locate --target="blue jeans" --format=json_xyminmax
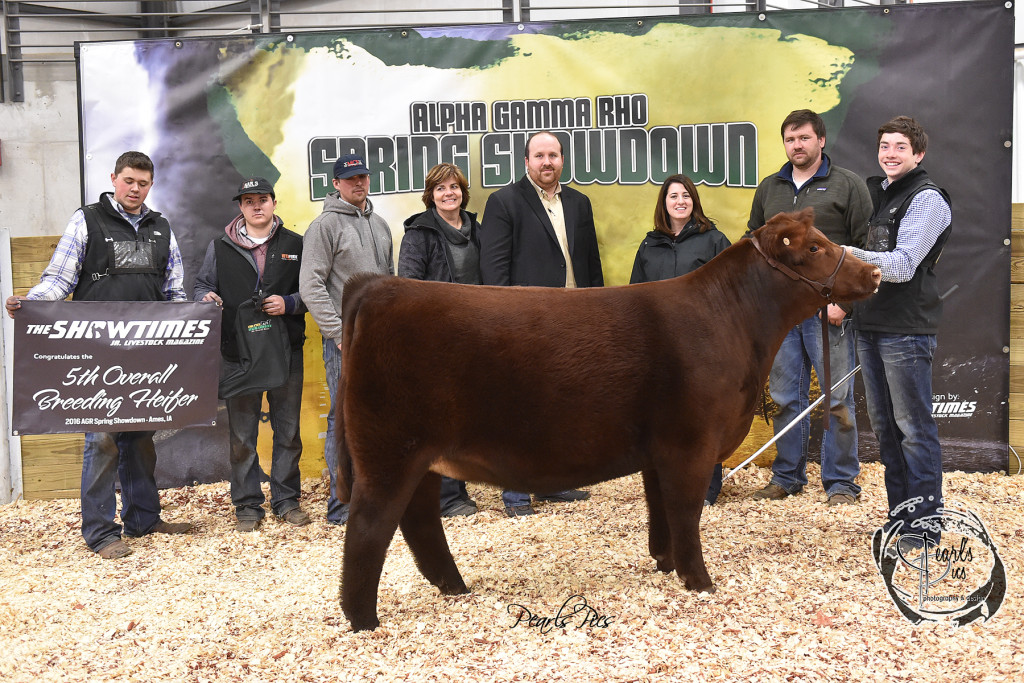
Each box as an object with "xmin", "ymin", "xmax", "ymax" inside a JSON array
[
  {"xmin": 502, "ymin": 490, "xmax": 532, "ymax": 508},
  {"xmin": 856, "ymin": 332, "xmax": 942, "ymax": 534},
  {"xmin": 80, "ymin": 431, "xmax": 162, "ymax": 552},
  {"xmin": 225, "ymin": 348, "xmax": 304, "ymax": 521},
  {"xmin": 441, "ymin": 476, "xmax": 471, "ymax": 512},
  {"xmin": 501, "ymin": 489, "xmax": 581, "ymax": 507},
  {"xmin": 769, "ymin": 315, "xmax": 860, "ymax": 497},
  {"xmin": 323, "ymin": 339, "xmax": 349, "ymax": 524}
]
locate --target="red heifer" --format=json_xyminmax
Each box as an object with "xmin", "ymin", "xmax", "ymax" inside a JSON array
[{"xmin": 335, "ymin": 208, "xmax": 880, "ymax": 631}]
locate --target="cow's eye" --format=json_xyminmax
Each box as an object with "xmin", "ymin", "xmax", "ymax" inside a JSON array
[{"xmin": 809, "ymin": 245, "xmax": 819, "ymax": 253}]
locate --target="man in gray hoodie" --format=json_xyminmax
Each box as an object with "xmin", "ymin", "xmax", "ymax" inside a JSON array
[{"xmin": 299, "ymin": 154, "xmax": 394, "ymax": 525}]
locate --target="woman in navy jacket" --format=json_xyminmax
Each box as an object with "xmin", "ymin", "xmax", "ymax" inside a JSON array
[{"xmin": 630, "ymin": 174, "xmax": 731, "ymax": 505}]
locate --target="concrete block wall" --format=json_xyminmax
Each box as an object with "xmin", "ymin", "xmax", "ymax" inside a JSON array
[{"xmin": 0, "ymin": 62, "xmax": 82, "ymax": 238}]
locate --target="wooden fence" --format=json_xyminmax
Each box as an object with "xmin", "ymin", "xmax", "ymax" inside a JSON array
[{"xmin": 10, "ymin": 236, "xmax": 84, "ymax": 499}]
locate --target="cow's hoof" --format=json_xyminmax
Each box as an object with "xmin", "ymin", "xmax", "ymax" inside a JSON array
[
  {"xmin": 344, "ymin": 610, "xmax": 380, "ymax": 634},
  {"xmin": 346, "ymin": 615, "xmax": 381, "ymax": 632},
  {"xmin": 683, "ymin": 577, "xmax": 715, "ymax": 593},
  {"xmin": 655, "ymin": 557, "xmax": 675, "ymax": 573},
  {"xmin": 439, "ymin": 583, "xmax": 470, "ymax": 596}
]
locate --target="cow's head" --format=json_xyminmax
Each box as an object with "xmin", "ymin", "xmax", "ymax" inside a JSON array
[{"xmin": 753, "ymin": 208, "xmax": 880, "ymax": 303}]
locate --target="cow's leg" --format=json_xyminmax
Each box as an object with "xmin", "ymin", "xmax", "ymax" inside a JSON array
[
  {"xmin": 641, "ymin": 469, "xmax": 674, "ymax": 573},
  {"xmin": 340, "ymin": 485, "xmax": 408, "ymax": 632},
  {"xmin": 655, "ymin": 460, "xmax": 715, "ymax": 592},
  {"xmin": 398, "ymin": 472, "xmax": 469, "ymax": 595}
]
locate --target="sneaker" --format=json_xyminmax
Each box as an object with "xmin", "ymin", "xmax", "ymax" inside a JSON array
[
  {"xmin": 96, "ymin": 539, "xmax": 132, "ymax": 559},
  {"xmin": 280, "ymin": 508, "xmax": 311, "ymax": 526},
  {"xmin": 235, "ymin": 518, "xmax": 262, "ymax": 533},
  {"xmin": 826, "ymin": 493, "xmax": 858, "ymax": 506},
  {"xmin": 441, "ymin": 501, "xmax": 478, "ymax": 518},
  {"xmin": 535, "ymin": 489, "xmax": 591, "ymax": 503},
  {"xmin": 504, "ymin": 504, "xmax": 537, "ymax": 518},
  {"xmin": 751, "ymin": 483, "xmax": 791, "ymax": 500},
  {"xmin": 151, "ymin": 520, "xmax": 193, "ymax": 535}
]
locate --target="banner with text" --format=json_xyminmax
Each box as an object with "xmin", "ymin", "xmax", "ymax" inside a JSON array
[
  {"xmin": 76, "ymin": 3, "xmax": 1013, "ymax": 473},
  {"xmin": 12, "ymin": 301, "xmax": 221, "ymax": 435}
]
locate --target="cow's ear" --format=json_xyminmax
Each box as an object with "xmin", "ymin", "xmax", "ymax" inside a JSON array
[{"xmin": 760, "ymin": 218, "xmax": 790, "ymax": 259}]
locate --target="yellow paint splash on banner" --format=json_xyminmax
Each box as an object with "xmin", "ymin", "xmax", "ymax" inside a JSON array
[
  {"xmin": 475, "ymin": 23, "xmax": 854, "ymax": 284},
  {"xmin": 225, "ymin": 24, "xmax": 855, "ymax": 477}
]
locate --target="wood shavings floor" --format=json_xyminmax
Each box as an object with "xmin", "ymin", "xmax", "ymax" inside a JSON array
[{"xmin": 1, "ymin": 463, "xmax": 1021, "ymax": 682}]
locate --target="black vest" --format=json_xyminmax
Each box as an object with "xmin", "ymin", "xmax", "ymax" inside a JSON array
[
  {"xmin": 72, "ymin": 193, "xmax": 172, "ymax": 302},
  {"xmin": 855, "ymin": 167, "xmax": 952, "ymax": 335},
  {"xmin": 213, "ymin": 226, "xmax": 305, "ymax": 361}
]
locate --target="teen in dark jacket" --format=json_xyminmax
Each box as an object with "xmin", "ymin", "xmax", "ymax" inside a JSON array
[
  {"xmin": 398, "ymin": 163, "xmax": 481, "ymax": 517},
  {"xmin": 194, "ymin": 177, "xmax": 309, "ymax": 533},
  {"xmin": 630, "ymin": 174, "xmax": 731, "ymax": 505}
]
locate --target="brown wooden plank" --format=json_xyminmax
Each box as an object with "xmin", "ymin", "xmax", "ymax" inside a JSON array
[
  {"xmin": 1013, "ymin": 283, "xmax": 1024, "ymax": 314},
  {"xmin": 1012, "ymin": 229, "xmax": 1024, "ymax": 256},
  {"xmin": 11, "ymin": 235, "xmax": 61, "ymax": 291},
  {"xmin": 22, "ymin": 465, "xmax": 81, "ymax": 492},
  {"xmin": 22, "ymin": 491, "xmax": 81, "ymax": 501},
  {"xmin": 1010, "ymin": 419, "xmax": 1024, "ymax": 447},
  {"xmin": 1012, "ymin": 393, "xmax": 1024, "ymax": 421},
  {"xmin": 20, "ymin": 434, "xmax": 84, "ymax": 500},
  {"xmin": 21, "ymin": 433, "xmax": 85, "ymax": 453},
  {"xmin": 10, "ymin": 235, "xmax": 60, "ymax": 261},
  {"xmin": 1013, "ymin": 204, "xmax": 1024, "ymax": 232},
  {"xmin": 12, "ymin": 261, "xmax": 53, "ymax": 285},
  {"xmin": 23, "ymin": 489, "xmax": 81, "ymax": 501},
  {"xmin": 1011, "ymin": 365, "xmax": 1024, "ymax": 395},
  {"xmin": 1012, "ymin": 313, "xmax": 1024, "ymax": 341},
  {"xmin": 1012, "ymin": 256, "xmax": 1024, "ymax": 285}
]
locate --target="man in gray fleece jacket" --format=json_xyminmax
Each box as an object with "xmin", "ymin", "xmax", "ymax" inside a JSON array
[
  {"xmin": 746, "ymin": 109, "xmax": 870, "ymax": 508},
  {"xmin": 299, "ymin": 153, "xmax": 394, "ymax": 524}
]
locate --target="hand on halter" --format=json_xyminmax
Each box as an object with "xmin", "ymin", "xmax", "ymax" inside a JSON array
[{"xmin": 820, "ymin": 303, "xmax": 847, "ymax": 326}]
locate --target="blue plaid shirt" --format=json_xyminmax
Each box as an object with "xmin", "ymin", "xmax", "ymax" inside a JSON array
[
  {"xmin": 848, "ymin": 181, "xmax": 951, "ymax": 284},
  {"xmin": 27, "ymin": 195, "xmax": 186, "ymax": 301}
]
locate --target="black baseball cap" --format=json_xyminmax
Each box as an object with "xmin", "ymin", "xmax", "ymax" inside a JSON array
[
  {"xmin": 233, "ymin": 177, "xmax": 275, "ymax": 201},
  {"xmin": 334, "ymin": 154, "xmax": 370, "ymax": 179}
]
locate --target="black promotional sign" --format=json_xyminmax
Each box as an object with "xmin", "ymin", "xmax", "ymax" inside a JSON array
[{"xmin": 12, "ymin": 300, "xmax": 221, "ymax": 434}]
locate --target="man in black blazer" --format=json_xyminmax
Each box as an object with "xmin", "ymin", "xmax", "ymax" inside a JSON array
[{"xmin": 480, "ymin": 130, "xmax": 605, "ymax": 517}]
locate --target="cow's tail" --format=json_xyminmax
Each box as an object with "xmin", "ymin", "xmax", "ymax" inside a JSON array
[{"xmin": 334, "ymin": 272, "xmax": 383, "ymax": 504}]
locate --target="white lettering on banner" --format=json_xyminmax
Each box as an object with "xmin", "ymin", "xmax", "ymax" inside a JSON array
[
  {"xmin": 32, "ymin": 388, "xmax": 124, "ymax": 417},
  {"xmin": 25, "ymin": 319, "xmax": 212, "ymax": 341},
  {"xmin": 128, "ymin": 388, "xmax": 200, "ymax": 414},
  {"xmin": 410, "ymin": 101, "xmax": 488, "ymax": 134}
]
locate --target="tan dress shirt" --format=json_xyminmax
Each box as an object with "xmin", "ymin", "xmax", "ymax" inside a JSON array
[{"xmin": 527, "ymin": 175, "xmax": 576, "ymax": 288}]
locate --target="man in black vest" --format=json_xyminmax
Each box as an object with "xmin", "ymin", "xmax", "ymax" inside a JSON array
[
  {"xmin": 846, "ymin": 116, "xmax": 952, "ymax": 549},
  {"xmin": 6, "ymin": 151, "xmax": 193, "ymax": 559},
  {"xmin": 194, "ymin": 177, "xmax": 309, "ymax": 532}
]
